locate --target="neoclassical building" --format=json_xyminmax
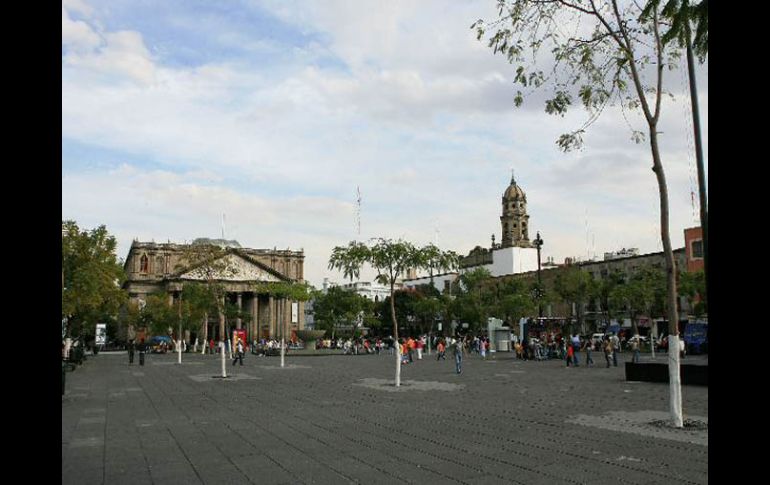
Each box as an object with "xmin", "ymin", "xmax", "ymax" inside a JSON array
[{"xmin": 122, "ymin": 238, "xmax": 306, "ymax": 342}]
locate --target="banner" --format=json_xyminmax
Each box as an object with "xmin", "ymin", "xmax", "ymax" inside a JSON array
[{"xmin": 95, "ymin": 323, "xmax": 107, "ymax": 345}]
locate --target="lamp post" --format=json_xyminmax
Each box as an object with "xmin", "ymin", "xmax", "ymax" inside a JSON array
[{"xmin": 533, "ymin": 232, "xmax": 544, "ymax": 319}]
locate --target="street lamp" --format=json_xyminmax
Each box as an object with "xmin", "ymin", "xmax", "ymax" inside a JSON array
[{"xmin": 533, "ymin": 232, "xmax": 544, "ymax": 319}]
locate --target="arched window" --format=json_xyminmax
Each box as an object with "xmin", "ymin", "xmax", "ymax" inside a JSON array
[
  {"xmin": 140, "ymin": 254, "xmax": 149, "ymax": 273},
  {"xmin": 157, "ymin": 256, "xmax": 164, "ymax": 274}
]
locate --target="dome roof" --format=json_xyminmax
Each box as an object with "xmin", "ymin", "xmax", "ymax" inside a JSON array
[{"xmin": 503, "ymin": 176, "xmax": 526, "ymax": 200}]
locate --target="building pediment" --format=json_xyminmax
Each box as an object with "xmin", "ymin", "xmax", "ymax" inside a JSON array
[{"xmin": 176, "ymin": 252, "xmax": 284, "ymax": 283}]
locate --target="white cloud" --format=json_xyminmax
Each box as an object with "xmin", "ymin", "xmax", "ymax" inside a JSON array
[{"xmin": 62, "ymin": 1, "xmax": 707, "ymax": 287}]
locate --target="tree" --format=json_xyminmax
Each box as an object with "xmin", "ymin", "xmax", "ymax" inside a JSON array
[
  {"xmin": 329, "ymin": 239, "xmax": 458, "ymax": 387},
  {"xmin": 678, "ymin": 269, "xmax": 705, "ymax": 318},
  {"xmin": 174, "ymin": 244, "xmax": 239, "ymax": 344},
  {"xmin": 651, "ymin": 0, "xmax": 708, "ymax": 321},
  {"xmin": 554, "ymin": 266, "xmax": 596, "ymax": 335},
  {"xmin": 474, "ymin": 0, "xmax": 688, "ymax": 427},
  {"xmin": 312, "ymin": 286, "xmax": 373, "ymax": 339},
  {"xmin": 178, "ymin": 281, "xmax": 219, "ymax": 355},
  {"xmin": 453, "ymin": 267, "xmax": 497, "ymax": 334},
  {"xmin": 495, "ymin": 278, "xmax": 537, "ymax": 328},
  {"xmin": 62, "ymin": 221, "xmax": 127, "ymax": 342},
  {"xmin": 253, "ymin": 280, "xmax": 312, "ymax": 368}
]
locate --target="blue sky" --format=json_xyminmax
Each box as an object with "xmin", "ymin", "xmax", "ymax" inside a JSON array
[{"xmin": 62, "ymin": 0, "xmax": 708, "ymax": 287}]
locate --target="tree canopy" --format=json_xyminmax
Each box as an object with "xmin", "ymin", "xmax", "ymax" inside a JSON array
[{"xmin": 62, "ymin": 220, "xmax": 126, "ymax": 338}]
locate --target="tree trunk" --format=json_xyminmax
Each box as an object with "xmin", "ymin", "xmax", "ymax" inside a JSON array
[
  {"xmin": 280, "ymin": 299, "xmax": 285, "ymax": 368},
  {"xmin": 200, "ymin": 313, "xmax": 208, "ymax": 355},
  {"xmin": 391, "ymin": 282, "xmax": 401, "ymax": 387},
  {"xmin": 649, "ymin": 128, "xmax": 683, "ymax": 428}
]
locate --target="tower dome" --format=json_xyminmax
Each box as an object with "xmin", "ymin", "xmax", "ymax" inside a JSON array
[
  {"xmin": 500, "ymin": 173, "xmax": 532, "ymax": 248},
  {"xmin": 503, "ymin": 175, "xmax": 527, "ymax": 200}
]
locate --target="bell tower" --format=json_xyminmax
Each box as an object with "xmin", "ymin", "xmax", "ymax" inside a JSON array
[{"xmin": 500, "ymin": 172, "xmax": 532, "ymax": 248}]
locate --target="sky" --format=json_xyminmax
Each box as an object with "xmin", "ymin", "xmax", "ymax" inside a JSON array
[{"xmin": 62, "ymin": 0, "xmax": 708, "ymax": 288}]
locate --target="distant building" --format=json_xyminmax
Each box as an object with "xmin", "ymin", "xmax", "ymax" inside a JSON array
[
  {"xmin": 122, "ymin": 239, "xmax": 305, "ymax": 341},
  {"xmin": 319, "ymin": 277, "xmax": 401, "ymax": 303},
  {"xmin": 459, "ymin": 174, "xmax": 539, "ymax": 277},
  {"xmin": 603, "ymin": 248, "xmax": 640, "ymax": 260},
  {"xmin": 684, "ymin": 227, "xmax": 704, "ymax": 273}
]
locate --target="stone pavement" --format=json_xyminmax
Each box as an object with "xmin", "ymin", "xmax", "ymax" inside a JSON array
[{"xmin": 62, "ymin": 350, "xmax": 707, "ymax": 485}]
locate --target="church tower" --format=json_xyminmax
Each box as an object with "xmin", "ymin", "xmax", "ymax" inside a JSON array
[{"xmin": 500, "ymin": 173, "xmax": 532, "ymax": 248}]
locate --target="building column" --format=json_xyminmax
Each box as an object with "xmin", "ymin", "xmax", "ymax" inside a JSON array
[
  {"xmin": 251, "ymin": 293, "xmax": 258, "ymax": 342},
  {"xmin": 268, "ymin": 295, "xmax": 275, "ymax": 339},
  {"xmin": 236, "ymin": 292, "xmax": 243, "ymax": 330}
]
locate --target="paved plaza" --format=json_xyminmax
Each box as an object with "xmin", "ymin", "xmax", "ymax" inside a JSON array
[{"xmin": 62, "ymin": 349, "xmax": 708, "ymax": 484}]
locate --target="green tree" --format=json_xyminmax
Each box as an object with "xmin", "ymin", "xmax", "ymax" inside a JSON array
[
  {"xmin": 474, "ymin": 0, "xmax": 688, "ymax": 427},
  {"xmin": 62, "ymin": 221, "xmax": 127, "ymax": 341},
  {"xmin": 329, "ymin": 238, "xmax": 458, "ymax": 387},
  {"xmin": 495, "ymin": 278, "xmax": 537, "ymax": 327},
  {"xmin": 253, "ymin": 280, "xmax": 312, "ymax": 367},
  {"xmin": 174, "ymin": 244, "xmax": 239, "ymax": 343},
  {"xmin": 609, "ymin": 267, "xmax": 665, "ymax": 339},
  {"xmin": 312, "ymin": 286, "xmax": 373, "ymax": 339},
  {"xmin": 140, "ymin": 293, "xmax": 177, "ymax": 338},
  {"xmin": 554, "ymin": 266, "xmax": 596, "ymax": 335},
  {"xmin": 453, "ymin": 268, "xmax": 497, "ymax": 334},
  {"xmin": 678, "ymin": 269, "xmax": 705, "ymax": 318}
]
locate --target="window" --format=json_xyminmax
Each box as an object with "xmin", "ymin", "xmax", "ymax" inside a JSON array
[
  {"xmin": 691, "ymin": 240, "xmax": 704, "ymax": 259},
  {"xmin": 140, "ymin": 254, "xmax": 149, "ymax": 273}
]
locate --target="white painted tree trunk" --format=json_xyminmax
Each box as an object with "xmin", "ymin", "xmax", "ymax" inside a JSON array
[
  {"xmin": 177, "ymin": 339, "xmax": 182, "ymax": 364},
  {"xmin": 281, "ymin": 338, "xmax": 285, "ymax": 368},
  {"xmin": 668, "ymin": 335, "xmax": 683, "ymax": 427},
  {"xmin": 220, "ymin": 341, "xmax": 227, "ymax": 378},
  {"xmin": 395, "ymin": 343, "xmax": 401, "ymax": 387}
]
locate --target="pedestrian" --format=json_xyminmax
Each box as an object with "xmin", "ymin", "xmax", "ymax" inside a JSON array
[
  {"xmin": 611, "ymin": 333, "xmax": 620, "ymax": 366},
  {"xmin": 416, "ymin": 337, "xmax": 424, "ymax": 360},
  {"xmin": 480, "ymin": 337, "xmax": 487, "ymax": 360},
  {"xmin": 453, "ymin": 337, "xmax": 464, "ymax": 374},
  {"xmin": 630, "ymin": 337, "xmax": 640, "ymax": 363},
  {"xmin": 209, "ymin": 338, "xmax": 215, "ymax": 355},
  {"xmin": 138, "ymin": 338, "xmax": 147, "ymax": 366},
  {"xmin": 571, "ymin": 334, "xmax": 581, "ymax": 366},
  {"xmin": 603, "ymin": 337, "xmax": 613, "ymax": 368},
  {"xmin": 566, "ymin": 342, "xmax": 574, "ymax": 367},
  {"xmin": 584, "ymin": 339, "xmax": 594, "ymax": 366},
  {"xmin": 232, "ymin": 338, "xmax": 244, "ymax": 366},
  {"xmin": 437, "ymin": 339, "xmax": 446, "ymax": 360},
  {"xmin": 128, "ymin": 339, "xmax": 135, "ymax": 365}
]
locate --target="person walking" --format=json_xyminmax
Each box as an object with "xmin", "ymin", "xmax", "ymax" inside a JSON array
[
  {"xmin": 453, "ymin": 337, "xmax": 464, "ymax": 374},
  {"xmin": 584, "ymin": 339, "xmax": 594, "ymax": 367},
  {"xmin": 611, "ymin": 334, "xmax": 620, "ymax": 367},
  {"xmin": 571, "ymin": 334, "xmax": 581, "ymax": 366},
  {"xmin": 128, "ymin": 339, "xmax": 135, "ymax": 365},
  {"xmin": 603, "ymin": 337, "xmax": 613, "ymax": 368},
  {"xmin": 416, "ymin": 337, "xmax": 424, "ymax": 360},
  {"xmin": 437, "ymin": 339, "xmax": 446, "ymax": 360},
  {"xmin": 232, "ymin": 338, "xmax": 244, "ymax": 366},
  {"xmin": 138, "ymin": 338, "xmax": 147, "ymax": 366},
  {"xmin": 566, "ymin": 343, "xmax": 574, "ymax": 367}
]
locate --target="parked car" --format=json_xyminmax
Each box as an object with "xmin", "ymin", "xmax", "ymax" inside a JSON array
[{"xmin": 591, "ymin": 333, "xmax": 605, "ymax": 346}]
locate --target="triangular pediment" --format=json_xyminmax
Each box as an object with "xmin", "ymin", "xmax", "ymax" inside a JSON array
[{"xmin": 177, "ymin": 253, "xmax": 284, "ymax": 282}]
